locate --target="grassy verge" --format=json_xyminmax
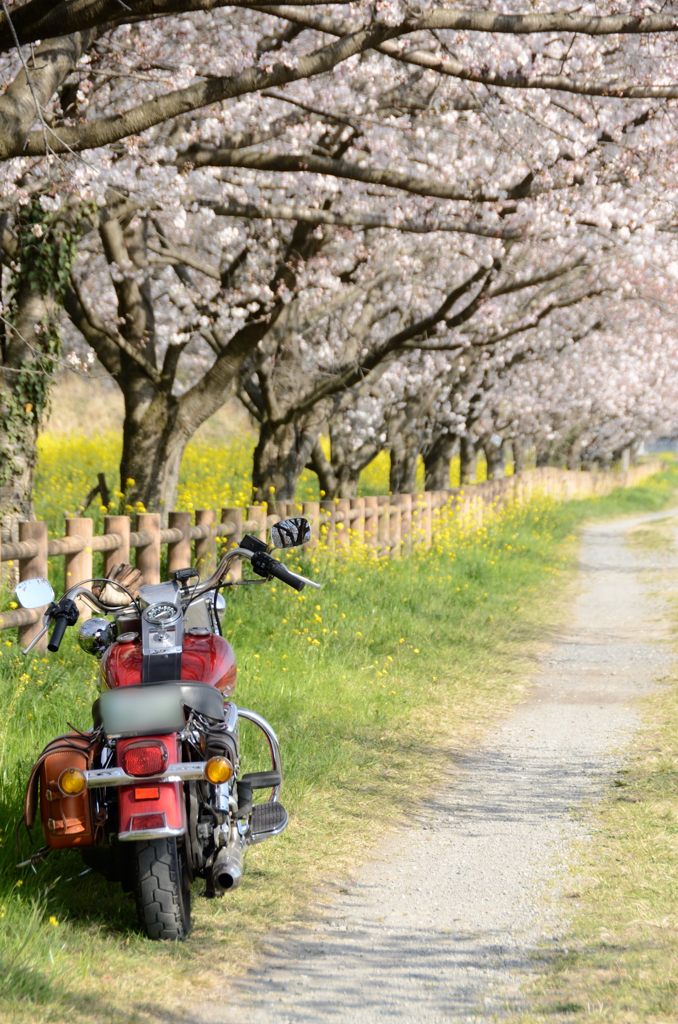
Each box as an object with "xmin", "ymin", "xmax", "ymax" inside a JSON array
[
  {"xmin": 0, "ymin": 465, "xmax": 676, "ymax": 1023},
  {"xmin": 510, "ymin": 502, "xmax": 678, "ymax": 1024}
]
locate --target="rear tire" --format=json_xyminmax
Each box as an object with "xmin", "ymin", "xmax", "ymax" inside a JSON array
[{"xmin": 134, "ymin": 837, "xmax": 191, "ymax": 940}]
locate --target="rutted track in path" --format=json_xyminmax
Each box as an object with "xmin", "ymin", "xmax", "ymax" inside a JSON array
[{"xmin": 187, "ymin": 510, "xmax": 677, "ymax": 1024}]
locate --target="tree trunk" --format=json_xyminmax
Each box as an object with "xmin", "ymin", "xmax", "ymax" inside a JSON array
[
  {"xmin": 322, "ymin": 421, "xmax": 379, "ymax": 499},
  {"xmin": 308, "ymin": 438, "xmax": 339, "ymax": 498},
  {"xmin": 0, "ymin": 379, "xmax": 38, "ymax": 539},
  {"xmin": 389, "ymin": 438, "xmax": 419, "ymax": 494},
  {"xmin": 566, "ymin": 437, "xmax": 584, "ymax": 471},
  {"xmin": 0, "ymin": 283, "xmax": 57, "ymax": 540},
  {"xmin": 252, "ymin": 413, "xmax": 323, "ymax": 502},
  {"xmin": 423, "ymin": 434, "xmax": 456, "ymax": 491},
  {"xmin": 483, "ymin": 441, "xmax": 504, "ymax": 480},
  {"xmin": 460, "ymin": 435, "xmax": 477, "ymax": 485},
  {"xmin": 118, "ymin": 377, "xmax": 189, "ymax": 514},
  {"xmin": 511, "ymin": 438, "xmax": 527, "ymax": 474},
  {"xmin": 308, "ymin": 437, "xmax": 363, "ymax": 498}
]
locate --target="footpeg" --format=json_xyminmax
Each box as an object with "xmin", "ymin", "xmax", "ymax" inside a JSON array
[
  {"xmin": 250, "ymin": 802, "xmax": 288, "ymax": 844},
  {"xmin": 237, "ymin": 771, "xmax": 282, "ymax": 818},
  {"xmin": 240, "ymin": 770, "xmax": 281, "ymax": 790}
]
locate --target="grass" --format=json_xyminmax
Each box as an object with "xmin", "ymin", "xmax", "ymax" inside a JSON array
[
  {"xmin": 508, "ymin": 504, "xmax": 678, "ymax": 1024},
  {"xmin": 0, "ymin": 463, "xmax": 676, "ymax": 1022}
]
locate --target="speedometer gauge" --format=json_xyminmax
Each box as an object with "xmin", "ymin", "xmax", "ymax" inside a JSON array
[{"xmin": 144, "ymin": 602, "xmax": 178, "ymax": 625}]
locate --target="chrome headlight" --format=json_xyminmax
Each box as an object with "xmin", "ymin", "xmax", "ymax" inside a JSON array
[{"xmin": 78, "ymin": 618, "xmax": 114, "ymax": 657}]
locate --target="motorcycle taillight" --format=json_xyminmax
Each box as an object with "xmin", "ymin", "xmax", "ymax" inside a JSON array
[{"xmin": 122, "ymin": 741, "xmax": 168, "ymax": 777}]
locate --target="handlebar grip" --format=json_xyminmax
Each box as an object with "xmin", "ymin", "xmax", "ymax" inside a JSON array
[
  {"xmin": 47, "ymin": 615, "xmax": 69, "ymax": 652},
  {"xmin": 250, "ymin": 552, "xmax": 306, "ymax": 592},
  {"xmin": 46, "ymin": 598, "xmax": 79, "ymax": 653},
  {"xmin": 269, "ymin": 561, "xmax": 306, "ymax": 593}
]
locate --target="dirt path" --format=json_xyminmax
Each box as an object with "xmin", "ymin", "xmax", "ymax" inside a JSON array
[{"xmin": 188, "ymin": 510, "xmax": 677, "ymax": 1024}]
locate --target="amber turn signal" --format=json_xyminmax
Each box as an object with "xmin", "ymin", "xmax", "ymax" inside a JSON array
[
  {"xmin": 204, "ymin": 757, "xmax": 233, "ymax": 784},
  {"xmin": 58, "ymin": 768, "xmax": 86, "ymax": 796}
]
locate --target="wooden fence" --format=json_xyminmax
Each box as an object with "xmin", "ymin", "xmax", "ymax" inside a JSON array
[{"xmin": 0, "ymin": 462, "xmax": 660, "ymax": 649}]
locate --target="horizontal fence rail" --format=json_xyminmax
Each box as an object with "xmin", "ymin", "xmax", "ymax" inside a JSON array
[{"xmin": 0, "ymin": 463, "xmax": 660, "ymax": 648}]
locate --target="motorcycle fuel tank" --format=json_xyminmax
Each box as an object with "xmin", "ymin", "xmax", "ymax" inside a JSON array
[{"xmin": 100, "ymin": 632, "xmax": 237, "ymax": 694}]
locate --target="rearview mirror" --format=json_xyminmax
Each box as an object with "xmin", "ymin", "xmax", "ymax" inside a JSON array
[
  {"xmin": 15, "ymin": 577, "xmax": 54, "ymax": 609},
  {"xmin": 270, "ymin": 517, "xmax": 311, "ymax": 549}
]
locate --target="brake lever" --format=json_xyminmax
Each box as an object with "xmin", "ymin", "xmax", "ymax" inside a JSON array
[
  {"xmin": 22, "ymin": 620, "xmax": 50, "ymax": 655},
  {"xmin": 21, "ymin": 601, "xmax": 58, "ymax": 655},
  {"xmin": 293, "ymin": 573, "xmax": 321, "ymax": 590}
]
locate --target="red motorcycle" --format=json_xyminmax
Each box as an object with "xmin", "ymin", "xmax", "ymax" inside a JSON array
[{"xmin": 16, "ymin": 518, "xmax": 318, "ymax": 940}]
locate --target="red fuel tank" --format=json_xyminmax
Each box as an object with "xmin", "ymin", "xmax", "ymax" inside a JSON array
[{"xmin": 100, "ymin": 632, "xmax": 237, "ymax": 695}]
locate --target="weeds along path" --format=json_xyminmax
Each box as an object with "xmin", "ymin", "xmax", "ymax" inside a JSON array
[{"xmin": 180, "ymin": 507, "xmax": 677, "ymax": 1024}]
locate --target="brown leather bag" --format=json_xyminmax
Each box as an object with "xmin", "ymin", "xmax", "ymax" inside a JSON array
[{"xmin": 24, "ymin": 732, "xmax": 102, "ymax": 849}]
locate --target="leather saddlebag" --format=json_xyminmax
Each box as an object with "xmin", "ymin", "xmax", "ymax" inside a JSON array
[{"xmin": 24, "ymin": 732, "xmax": 100, "ymax": 849}]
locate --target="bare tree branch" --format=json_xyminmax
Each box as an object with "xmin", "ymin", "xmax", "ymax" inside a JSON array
[
  {"xmin": 3, "ymin": 21, "xmax": 396, "ymax": 158},
  {"xmin": 4, "ymin": 5, "xmax": 678, "ymax": 158},
  {"xmin": 262, "ymin": 6, "xmax": 678, "ymax": 100},
  {"xmin": 0, "ymin": 0, "xmax": 349, "ymax": 52},
  {"xmin": 204, "ymin": 198, "xmax": 516, "ymax": 237},
  {"xmin": 180, "ymin": 148, "xmax": 512, "ymax": 203},
  {"xmin": 0, "ymin": 29, "xmax": 97, "ymax": 154}
]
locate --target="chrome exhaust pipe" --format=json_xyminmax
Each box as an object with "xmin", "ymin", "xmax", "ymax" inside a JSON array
[{"xmin": 211, "ymin": 841, "xmax": 243, "ymax": 894}]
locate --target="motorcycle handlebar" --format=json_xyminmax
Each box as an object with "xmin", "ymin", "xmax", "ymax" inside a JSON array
[
  {"xmin": 47, "ymin": 614, "xmax": 69, "ymax": 653},
  {"xmin": 23, "ymin": 548, "xmax": 318, "ymax": 655},
  {"xmin": 250, "ymin": 551, "xmax": 306, "ymax": 592},
  {"xmin": 46, "ymin": 598, "xmax": 80, "ymax": 653},
  {"xmin": 191, "ymin": 546, "xmax": 320, "ymax": 597}
]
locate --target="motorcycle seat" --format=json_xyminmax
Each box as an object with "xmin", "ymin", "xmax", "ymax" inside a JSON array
[{"xmin": 93, "ymin": 681, "xmax": 226, "ymax": 737}]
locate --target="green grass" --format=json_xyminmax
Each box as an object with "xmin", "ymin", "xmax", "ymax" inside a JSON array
[
  {"xmin": 0, "ymin": 464, "xmax": 676, "ymax": 1022},
  {"xmin": 519, "ymin": 682, "xmax": 677, "ymax": 1024},
  {"xmin": 508, "ymin": 503, "xmax": 678, "ymax": 1024}
]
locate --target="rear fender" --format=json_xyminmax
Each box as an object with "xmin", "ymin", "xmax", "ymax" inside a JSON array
[{"xmin": 116, "ymin": 734, "xmax": 186, "ymax": 842}]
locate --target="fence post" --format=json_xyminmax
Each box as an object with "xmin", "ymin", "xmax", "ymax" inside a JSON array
[
  {"xmin": 136, "ymin": 512, "xmax": 161, "ymax": 584},
  {"xmin": 222, "ymin": 506, "xmax": 243, "ymax": 581},
  {"xmin": 377, "ymin": 495, "xmax": 390, "ymax": 558},
  {"xmin": 364, "ymin": 496, "xmax": 378, "ymax": 555},
  {"xmin": 389, "ymin": 496, "xmax": 402, "ymax": 558},
  {"xmin": 103, "ymin": 515, "xmax": 131, "ymax": 576},
  {"xmin": 411, "ymin": 493, "xmax": 423, "ymax": 550},
  {"xmin": 18, "ymin": 520, "xmax": 49, "ymax": 651},
  {"xmin": 195, "ymin": 509, "xmax": 216, "ymax": 577},
  {"xmin": 335, "ymin": 497, "xmax": 351, "ymax": 552},
  {"xmin": 422, "ymin": 491, "xmax": 433, "ymax": 550},
  {"xmin": 271, "ymin": 499, "xmax": 291, "ymax": 520},
  {"xmin": 352, "ymin": 496, "xmax": 366, "ymax": 549},
  {"xmin": 65, "ymin": 517, "xmax": 93, "ymax": 621},
  {"xmin": 474, "ymin": 492, "xmax": 484, "ymax": 529},
  {"xmin": 167, "ymin": 511, "xmax": 192, "ymax": 574},
  {"xmin": 302, "ymin": 500, "xmax": 320, "ymax": 551},
  {"xmin": 397, "ymin": 493, "xmax": 413, "ymax": 554},
  {"xmin": 320, "ymin": 500, "xmax": 335, "ymax": 551},
  {"xmin": 248, "ymin": 505, "xmax": 268, "ymax": 543}
]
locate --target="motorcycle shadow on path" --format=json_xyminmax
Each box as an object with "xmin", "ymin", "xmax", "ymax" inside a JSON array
[{"xmin": 128, "ymin": 922, "xmax": 575, "ymax": 1024}]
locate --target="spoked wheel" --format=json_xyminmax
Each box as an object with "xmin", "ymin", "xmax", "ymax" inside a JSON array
[{"xmin": 134, "ymin": 837, "xmax": 192, "ymax": 940}]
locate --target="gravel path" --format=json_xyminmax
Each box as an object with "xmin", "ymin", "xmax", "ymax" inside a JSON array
[{"xmin": 194, "ymin": 510, "xmax": 677, "ymax": 1024}]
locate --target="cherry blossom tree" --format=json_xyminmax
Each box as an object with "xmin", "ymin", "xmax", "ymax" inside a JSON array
[{"xmin": 2, "ymin": 1, "xmax": 678, "ymax": 525}]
